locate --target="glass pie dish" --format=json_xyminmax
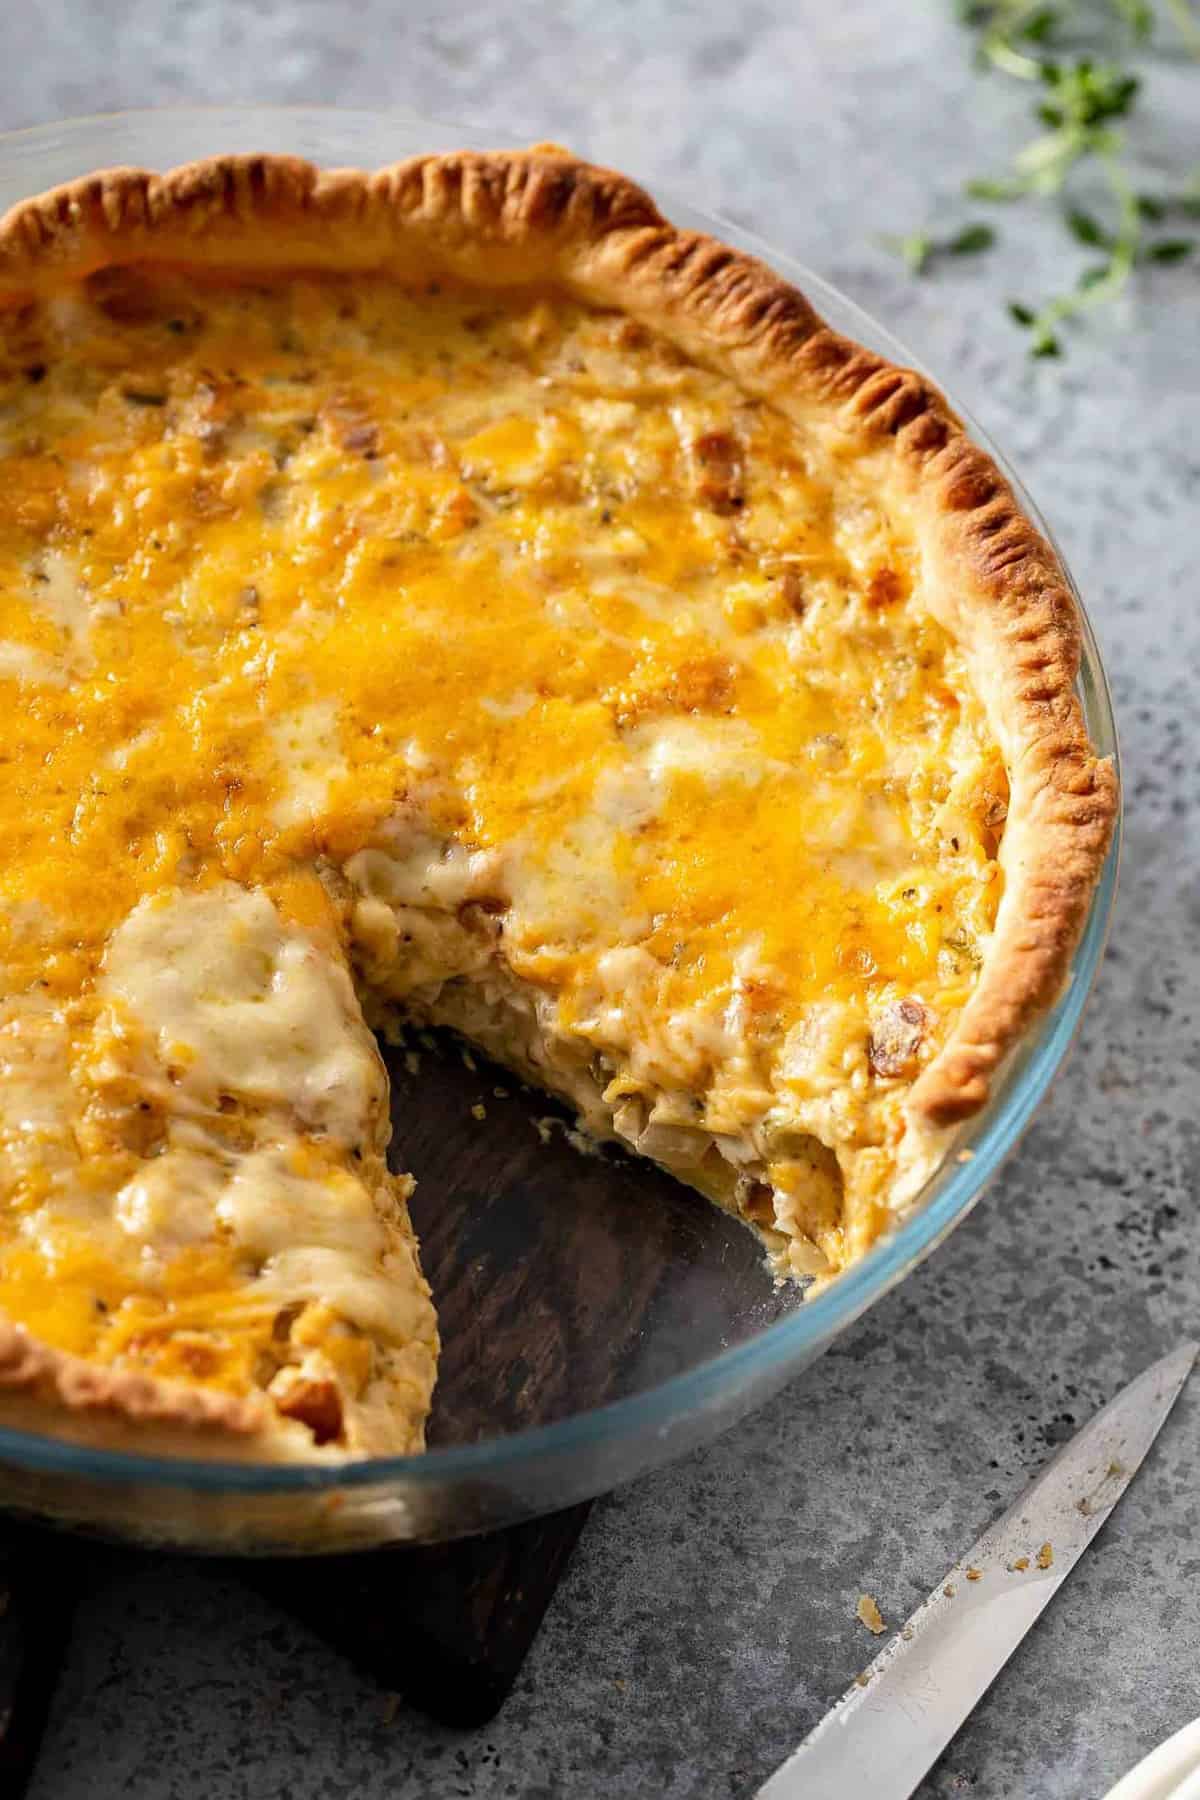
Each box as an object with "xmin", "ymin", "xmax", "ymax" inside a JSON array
[{"xmin": 0, "ymin": 107, "xmax": 1120, "ymax": 1553}]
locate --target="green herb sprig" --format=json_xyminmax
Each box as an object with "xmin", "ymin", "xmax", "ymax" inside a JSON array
[
  {"xmin": 888, "ymin": 2, "xmax": 1199, "ymax": 356},
  {"xmin": 877, "ymin": 222, "xmax": 997, "ymax": 274}
]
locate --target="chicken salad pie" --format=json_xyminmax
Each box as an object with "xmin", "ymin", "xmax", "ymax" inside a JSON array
[{"xmin": 0, "ymin": 149, "xmax": 1116, "ymax": 1460}]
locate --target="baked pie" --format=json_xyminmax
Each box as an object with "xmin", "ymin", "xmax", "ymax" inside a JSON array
[{"xmin": 0, "ymin": 149, "xmax": 1116, "ymax": 1460}]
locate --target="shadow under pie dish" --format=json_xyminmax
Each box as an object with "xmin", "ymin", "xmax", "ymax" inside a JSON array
[{"xmin": 0, "ymin": 145, "xmax": 1116, "ymax": 1468}]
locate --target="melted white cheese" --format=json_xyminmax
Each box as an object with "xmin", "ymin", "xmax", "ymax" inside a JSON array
[
  {"xmin": 259, "ymin": 1244, "xmax": 425, "ymax": 1343},
  {"xmin": 100, "ymin": 884, "xmax": 384, "ymax": 1145},
  {"xmin": 217, "ymin": 1150, "xmax": 429, "ymax": 1343},
  {"xmin": 0, "ymin": 642, "xmax": 67, "ymax": 687},
  {"xmin": 346, "ymin": 835, "xmax": 501, "ymax": 911},
  {"xmin": 630, "ymin": 716, "xmax": 769, "ymax": 787},
  {"xmin": 0, "ymin": 1000, "xmax": 74, "ymax": 1153},
  {"xmin": 30, "ymin": 549, "xmax": 92, "ymax": 658},
  {"xmin": 115, "ymin": 1150, "xmax": 226, "ymax": 1248},
  {"xmin": 218, "ymin": 1148, "xmax": 387, "ymax": 1262},
  {"xmin": 269, "ymin": 700, "xmax": 348, "ymax": 830}
]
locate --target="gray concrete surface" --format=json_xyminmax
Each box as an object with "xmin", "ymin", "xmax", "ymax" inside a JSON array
[{"xmin": 10, "ymin": 4, "xmax": 1200, "ymax": 1796}]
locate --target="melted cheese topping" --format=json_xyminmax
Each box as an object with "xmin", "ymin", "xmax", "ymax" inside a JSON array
[
  {"xmin": 101, "ymin": 886, "xmax": 384, "ymax": 1146},
  {"xmin": 0, "ymin": 268, "xmax": 1006, "ymax": 1453}
]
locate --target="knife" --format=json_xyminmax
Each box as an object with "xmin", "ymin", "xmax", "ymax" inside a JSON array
[{"xmin": 757, "ymin": 1341, "xmax": 1198, "ymax": 1800}]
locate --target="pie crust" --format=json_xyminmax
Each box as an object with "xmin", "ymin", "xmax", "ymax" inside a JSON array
[{"xmin": 0, "ymin": 149, "xmax": 1117, "ymax": 1461}]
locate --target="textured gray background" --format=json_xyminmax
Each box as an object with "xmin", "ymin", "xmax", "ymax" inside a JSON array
[{"xmin": 10, "ymin": 4, "xmax": 1200, "ymax": 1797}]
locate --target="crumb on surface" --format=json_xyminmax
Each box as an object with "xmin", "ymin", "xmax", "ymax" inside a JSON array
[
  {"xmin": 856, "ymin": 1593, "xmax": 886, "ymax": 1635},
  {"xmin": 1036, "ymin": 1542, "xmax": 1054, "ymax": 1570},
  {"xmin": 956, "ymin": 1147, "xmax": 976, "ymax": 1162},
  {"xmin": 461, "ymin": 1047, "xmax": 477, "ymax": 1071},
  {"xmin": 493, "ymin": 1085, "xmax": 509, "ymax": 1098},
  {"xmin": 470, "ymin": 1102, "xmax": 487, "ymax": 1121},
  {"xmin": 1008, "ymin": 1556, "xmax": 1030, "ymax": 1572},
  {"xmin": 943, "ymin": 1583, "xmax": 956, "ymax": 1598},
  {"xmin": 530, "ymin": 1113, "xmax": 603, "ymax": 1157},
  {"xmin": 965, "ymin": 1567, "xmax": 982, "ymax": 1582}
]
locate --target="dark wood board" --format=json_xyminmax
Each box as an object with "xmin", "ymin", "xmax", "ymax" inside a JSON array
[
  {"xmin": 0, "ymin": 1527, "xmax": 80, "ymax": 1796},
  {"xmin": 242, "ymin": 1501, "xmax": 593, "ymax": 1727}
]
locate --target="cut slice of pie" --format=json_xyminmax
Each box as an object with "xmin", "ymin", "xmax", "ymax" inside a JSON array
[{"xmin": 0, "ymin": 149, "xmax": 1116, "ymax": 1460}]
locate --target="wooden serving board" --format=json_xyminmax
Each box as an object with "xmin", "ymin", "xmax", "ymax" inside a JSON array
[
  {"xmin": 0, "ymin": 1527, "xmax": 81, "ymax": 1795},
  {"xmin": 243, "ymin": 1502, "xmax": 593, "ymax": 1726}
]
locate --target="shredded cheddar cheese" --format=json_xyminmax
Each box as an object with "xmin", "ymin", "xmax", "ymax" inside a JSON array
[{"xmin": 0, "ymin": 268, "xmax": 1004, "ymax": 1453}]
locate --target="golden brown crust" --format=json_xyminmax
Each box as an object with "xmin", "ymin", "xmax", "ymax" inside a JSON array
[
  {"xmin": 0, "ymin": 148, "xmax": 1116, "ymax": 1449},
  {"xmin": 0, "ymin": 1317, "xmax": 267, "ymax": 1446}
]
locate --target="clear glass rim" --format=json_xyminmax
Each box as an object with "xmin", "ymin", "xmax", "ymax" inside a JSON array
[
  {"xmin": 0, "ymin": 107, "xmax": 1122, "ymax": 1499},
  {"xmin": 0, "ymin": 100, "xmax": 497, "ymax": 148}
]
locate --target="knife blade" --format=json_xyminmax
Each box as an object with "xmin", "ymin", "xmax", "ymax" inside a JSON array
[{"xmin": 757, "ymin": 1341, "xmax": 1198, "ymax": 1800}]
